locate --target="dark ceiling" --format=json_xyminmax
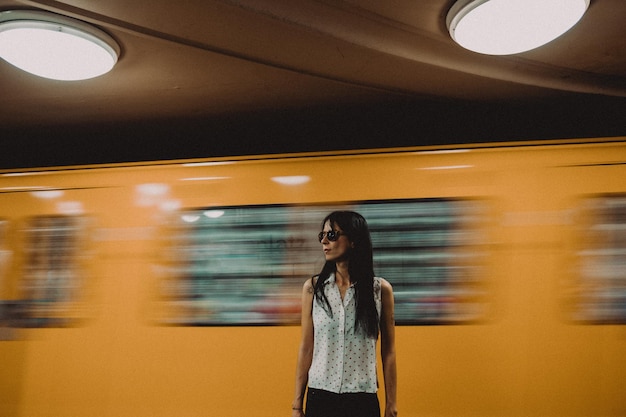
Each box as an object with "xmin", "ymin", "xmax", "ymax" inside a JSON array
[{"xmin": 1, "ymin": 0, "xmax": 625, "ymax": 168}]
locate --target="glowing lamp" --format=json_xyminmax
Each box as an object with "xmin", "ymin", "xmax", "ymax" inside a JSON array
[
  {"xmin": 0, "ymin": 10, "xmax": 120, "ymax": 80},
  {"xmin": 447, "ymin": 0, "xmax": 590, "ymax": 55}
]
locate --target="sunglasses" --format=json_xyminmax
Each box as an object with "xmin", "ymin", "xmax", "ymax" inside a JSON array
[{"xmin": 318, "ymin": 230, "xmax": 343, "ymax": 242}]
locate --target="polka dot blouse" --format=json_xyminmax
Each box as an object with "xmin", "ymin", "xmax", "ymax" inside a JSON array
[{"xmin": 308, "ymin": 273, "xmax": 382, "ymax": 394}]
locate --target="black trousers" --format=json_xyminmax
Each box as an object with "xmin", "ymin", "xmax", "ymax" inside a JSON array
[{"xmin": 305, "ymin": 388, "xmax": 380, "ymax": 417}]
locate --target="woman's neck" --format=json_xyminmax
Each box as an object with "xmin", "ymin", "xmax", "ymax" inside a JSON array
[{"xmin": 335, "ymin": 262, "xmax": 350, "ymax": 285}]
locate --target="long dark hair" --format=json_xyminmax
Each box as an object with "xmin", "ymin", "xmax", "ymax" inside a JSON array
[{"xmin": 312, "ymin": 211, "xmax": 379, "ymax": 339}]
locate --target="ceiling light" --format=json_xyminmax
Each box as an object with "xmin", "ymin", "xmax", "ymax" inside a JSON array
[
  {"xmin": 182, "ymin": 214, "xmax": 201, "ymax": 223},
  {"xmin": 0, "ymin": 10, "xmax": 120, "ymax": 80},
  {"xmin": 271, "ymin": 176, "xmax": 311, "ymax": 185},
  {"xmin": 57, "ymin": 201, "xmax": 84, "ymax": 215},
  {"xmin": 204, "ymin": 210, "xmax": 225, "ymax": 219},
  {"xmin": 31, "ymin": 189, "xmax": 64, "ymax": 199},
  {"xmin": 447, "ymin": 0, "xmax": 590, "ymax": 55}
]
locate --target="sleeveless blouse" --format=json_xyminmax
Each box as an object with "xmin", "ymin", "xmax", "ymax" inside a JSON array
[{"xmin": 308, "ymin": 274, "xmax": 382, "ymax": 394}]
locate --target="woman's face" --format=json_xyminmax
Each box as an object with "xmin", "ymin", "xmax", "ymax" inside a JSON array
[{"xmin": 320, "ymin": 220, "xmax": 353, "ymax": 262}]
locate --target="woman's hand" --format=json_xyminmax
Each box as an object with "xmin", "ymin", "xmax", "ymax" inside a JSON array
[
  {"xmin": 291, "ymin": 408, "xmax": 305, "ymax": 417},
  {"xmin": 384, "ymin": 403, "xmax": 398, "ymax": 417}
]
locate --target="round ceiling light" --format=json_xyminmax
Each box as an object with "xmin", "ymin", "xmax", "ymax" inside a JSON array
[
  {"xmin": 447, "ymin": 0, "xmax": 590, "ymax": 55},
  {"xmin": 0, "ymin": 10, "xmax": 120, "ymax": 80}
]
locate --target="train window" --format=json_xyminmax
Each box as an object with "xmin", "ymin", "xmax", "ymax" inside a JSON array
[
  {"xmin": 0, "ymin": 219, "xmax": 9, "ymax": 329},
  {"xmin": 157, "ymin": 199, "xmax": 489, "ymax": 326},
  {"xmin": 569, "ymin": 195, "xmax": 626, "ymax": 324},
  {"xmin": 16, "ymin": 215, "xmax": 90, "ymax": 327}
]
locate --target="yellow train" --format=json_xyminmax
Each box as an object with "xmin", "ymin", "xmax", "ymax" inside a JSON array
[{"xmin": 1, "ymin": 138, "xmax": 625, "ymax": 417}]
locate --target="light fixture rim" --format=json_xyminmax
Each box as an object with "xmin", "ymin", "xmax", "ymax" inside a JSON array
[
  {"xmin": 0, "ymin": 9, "xmax": 120, "ymax": 60},
  {"xmin": 446, "ymin": 0, "xmax": 490, "ymax": 36}
]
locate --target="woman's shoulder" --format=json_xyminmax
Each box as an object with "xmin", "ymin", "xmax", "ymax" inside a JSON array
[
  {"xmin": 376, "ymin": 277, "xmax": 394, "ymax": 294},
  {"xmin": 303, "ymin": 275, "xmax": 321, "ymax": 291},
  {"xmin": 304, "ymin": 276, "xmax": 315, "ymax": 289}
]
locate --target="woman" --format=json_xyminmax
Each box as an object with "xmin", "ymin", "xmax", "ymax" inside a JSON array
[{"xmin": 291, "ymin": 211, "xmax": 397, "ymax": 417}]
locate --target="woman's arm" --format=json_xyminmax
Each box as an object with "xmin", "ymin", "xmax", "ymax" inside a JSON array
[
  {"xmin": 380, "ymin": 278, "xmax": 398, "ymax": 417},
  {"xmin": 291, "ymin": 279, "xmax": 315, "ymax": 416}
]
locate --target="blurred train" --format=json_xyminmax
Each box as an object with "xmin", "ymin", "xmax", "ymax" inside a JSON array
[{"xmin": 1, "ymin": 138, "xmax": 625, "ymax": 417}]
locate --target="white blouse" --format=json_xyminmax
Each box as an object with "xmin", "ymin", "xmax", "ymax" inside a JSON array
[{"xmin": 308, "ymin": 273, "xmax": 382, "ymax": 394}]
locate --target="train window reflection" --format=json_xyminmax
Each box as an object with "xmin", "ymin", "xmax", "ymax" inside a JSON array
[
  {"xmin": 17, "ymin": 215, "xmax": 89, "ymax": 327},
  {"xmin": 570, "ymin": 195, "xmax": 626, "ymax": 324},
  {"xmin": 157, "ymin": 199, "xmax": 489, "ymax": 326}
]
